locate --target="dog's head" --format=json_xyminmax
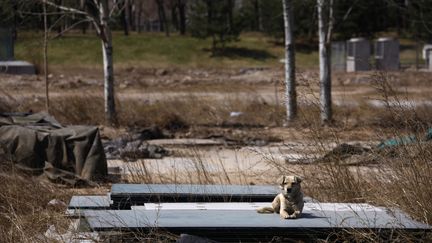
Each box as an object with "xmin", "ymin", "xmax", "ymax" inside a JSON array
[{"xmin": 278, "ymin": 175, "xmax": 302, "ymax": 198}]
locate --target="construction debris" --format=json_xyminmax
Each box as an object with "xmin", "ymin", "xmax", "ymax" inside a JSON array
[{"xmin": 104, "ymin": 141, "xmax": 168, "ymax": 160}]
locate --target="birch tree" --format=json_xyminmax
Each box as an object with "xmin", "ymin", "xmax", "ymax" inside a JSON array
[
  {"xmin": 317, "ymin": 0, "xmax": 334, "ymax": 123},
  {"xmin": 98, "ymin": 0, "xmax": 116, "ymax": 125},
  {"xmin": 44, "ymin": 0, "xmax": 118, "ymax": 125},
  {"xmin": 282, "ymin": 0, "xmax": 296, "ymax": 123}
]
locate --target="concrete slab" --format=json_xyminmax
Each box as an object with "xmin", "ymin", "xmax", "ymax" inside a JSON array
[
  {"xmin": 0, "ymin": 61, "xmax": 36, "ymax": 74},
  {"xmin": 67, "ymin": 195, "xmax": 111, "ymax": 216},
  {"xmin": 132, "ymin": 202, "xmax": 375, "ymax": 211},
  {"xmin": 110, "ymin": 183, "xmax": 313, "ymax": 209},
  {"xmin": 82, "ymin": 203, "xmax": 430, "ymax": 241},
  {"xmin": 110, "ymin": 183, "xmax": 317, "ymax": 209},
  {"xmin": 112, "ymin": 183, "xmax": 279, "ymax": 195}
]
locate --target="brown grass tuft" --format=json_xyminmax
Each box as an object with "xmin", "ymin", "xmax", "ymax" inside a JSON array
[{"xmin": 0, "ymin": 161, "xmax": 72, "ymax": 242}]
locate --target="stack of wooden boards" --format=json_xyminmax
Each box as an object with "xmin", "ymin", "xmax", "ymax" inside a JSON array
[{"xmin": 68, "ymin": 184, "xmax": 430, "ymax": 242}]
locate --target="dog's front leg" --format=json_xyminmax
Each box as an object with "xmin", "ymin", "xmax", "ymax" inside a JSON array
[
  {"xmin": 288, "ymin": 204, "xmax": 301, "ymax": 219},
  {"xmin": 271, "ymin": 194, "xmax": 281, "ymax": 213},
  {"xmin": 278, "ymin": 196, "xmax": 290, "ymax": 219}
]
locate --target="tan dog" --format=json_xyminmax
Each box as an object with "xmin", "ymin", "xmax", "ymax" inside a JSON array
[{"xmin": 257, "ymin": 175, "xmax": 304, "ymax": 219}]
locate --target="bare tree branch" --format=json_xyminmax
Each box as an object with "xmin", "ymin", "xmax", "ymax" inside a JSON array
[
  {"xmin": 50, "ymin": 19, "xmax": 92, "ymax": 40},
  {"xmin": 44, "ymin": 0, "xmax": 88, "ymax": 16}
]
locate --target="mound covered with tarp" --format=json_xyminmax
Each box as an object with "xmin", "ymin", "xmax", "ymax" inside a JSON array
[{"xmin": 0, "ymin": 112, "xmax": 107, "ymax": 185}]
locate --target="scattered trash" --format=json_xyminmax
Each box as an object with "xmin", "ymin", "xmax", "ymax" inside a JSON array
[
  {"xmin": 47, "ymin": 199, "xmax": 67, "ymax": 209},
  {"xmin": 323, "ymin": 143, "xmax": 370, "ymax": 159},
  {"xmin": 377, "ymin": 135, "xmax": 417, "ymax": 149},
  {"xmin": 316, "ymin": 128, "xmax": 432, "ymax": 165},
  {"xmin": 44, "ymin": 220, "xmax": 99, "ymax": 243},
  {"xmin": 119, "ymin": 140, "xmax": 168, "ymax": 160},
  {"xmin": 377, "ymin": 128, "xmax": 432, "ymax": 149},
  {"xmin": 315, "ymin": 143, "xmax": 375, "ymax": 165},
  {"xmin": 229, "ymin": 111, "xmax": 243, "ymax": 117},
  {"xmin": 104, "ymin": 128, "xmax": 170, "ymax": 161}
]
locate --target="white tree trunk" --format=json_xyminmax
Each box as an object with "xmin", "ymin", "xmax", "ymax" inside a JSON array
[
  {"xmin": 42, "ymin": 0, "xmax": 117, "ymax": 125},
  {"xmin": 317, "ymin": 0, "xmax": 332, "ymax": 123},
  {"xmin": 282, "ymin": 0, "xmax": 296, "ymax": 123},
  {"xmin": 99, "ymin": 0, "xmax": 116, "ymax": 124}
]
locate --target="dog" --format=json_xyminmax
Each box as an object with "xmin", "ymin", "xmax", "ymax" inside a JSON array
[{"xmin": 257, "ymin": 175, "xmax": 304, "ymax": 219}]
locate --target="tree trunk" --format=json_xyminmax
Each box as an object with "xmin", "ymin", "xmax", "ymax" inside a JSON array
[
  {"xmin": 12, "ymin": 0, "xmax": 18, "ymax": 40},
  {"xmin": 178, "ymin": 0, "xmax": 186, "ymax": 35},
  {"xmin": 156, "ymin": 0, "xmax": 169, "ymax": 37},
  {"xmin": 171, "ymin": 2, "xmax": 179, "ymax": 31},
  {"xmin": 128, "ymin": 0, "xmax": 135, "ymax": 31},
  {"xmin": 99, "ymin": 0, "xmax": 116, "ymax": 125},
  {"xmin": 282, "ymin": 0, "xmax": 296, "ymax": 123},
  {"xmin": 55, "ymin": 0, "xmax": 63, "ymax": 36},
  {"xmin": 102, "ymin": 41, "xmax": 116, "ymax": 125},
  {"xmin": 317, "ymin": 0, "xmax": 333, "ymax": 123},
  {"xmin": 43, "ymin": 0, "xmax": 50, "ymax": 113},
  {"xmin": 415, "ymin": 39, "xmax": 419, "ymax": 71},
  {"xmin": 135, "ymin": 0, "xmax": 142, "ymax": 33},
  {"xmin": 227, "ymin": 0, "xmax": 234, "ymax": 32},
  {"xmin": 121, "ymin": 0, "xmax": 130, "ymax": 35},
  {"xmin": 79, "ymin": 0, "xmax": 87, "ymax": 34},
  {"xmin": 257, "ymin": 0, "xmax": 263, "ymax": 31}
]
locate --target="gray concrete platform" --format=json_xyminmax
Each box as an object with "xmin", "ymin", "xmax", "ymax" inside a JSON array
[
  {"xmin": 110, "ymin": 184, "xmax": 317, "ymax": 209},
  {"xmin": 82, "ymin": 203, "xmax": 430, "ymax": 242},
  {"xmin": 67, "ymin": 195, "xmax": 111, "ymax": 216},
  {"xmin": 0, "ymin": 61, "xmax": 36, "ymax": 74}
]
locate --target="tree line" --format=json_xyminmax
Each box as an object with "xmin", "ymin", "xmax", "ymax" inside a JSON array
[
  {"xmin": 2, "ymin": 0, "xmax": 432, "ymax": 125},
  {"xmin": 2, "ymin": 1, "xmax": 432, "ymax": 42}
]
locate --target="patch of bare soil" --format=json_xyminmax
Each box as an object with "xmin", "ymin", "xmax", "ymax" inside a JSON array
[{"xmin": 181, "ymin": 126, "xmax": 282, "ymax": 146}]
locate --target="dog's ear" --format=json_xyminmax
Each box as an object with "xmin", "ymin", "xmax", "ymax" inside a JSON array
[
  {"xmin": 278, "ymin": 175, "xmax": 286, "ymax": 185},
  {"xmin": 294, "ymin": 176, "xmax": 302, "ymax": 183}
]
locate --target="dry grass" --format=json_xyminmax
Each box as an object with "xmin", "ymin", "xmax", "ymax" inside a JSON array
[
  {"xmin": 1, "ymin": 71, "xmax": 432, "ymax": 241},
  {"xmin": 0, "ymin": 161, "xmax": 73, "ymax": 243},
  {"xmin": 3, "ymin": 92, "xmax": 286, "ymax": 129},
  {"xmin": 0, "ymin": 98, "xmax": 74, "ymax": 242}
]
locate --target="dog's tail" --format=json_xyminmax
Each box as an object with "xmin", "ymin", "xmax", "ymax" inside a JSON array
[{"xmin": 256, "ymin": 207, "xmax": 275, "ymax": 214}]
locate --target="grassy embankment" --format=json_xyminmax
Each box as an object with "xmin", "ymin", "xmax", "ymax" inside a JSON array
[
  {"xmin": 15, "ymin": 31, "xmax": 314, "ymax": 70},
  {"xmin": 14, "ymin": 31, "xmax": 421, "ymax": 71}
]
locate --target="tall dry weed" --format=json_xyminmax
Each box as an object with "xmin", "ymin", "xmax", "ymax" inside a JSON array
[
  {"xmin": 0, "ymin": 161, "xmax": 73, "ymax": 242},
  {"xmin": 263, "ymin": 71, "xmax": 432, "ymax": 241}
]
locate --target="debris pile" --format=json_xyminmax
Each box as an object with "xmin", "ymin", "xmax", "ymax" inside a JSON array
[
  {"xmin": 315, "ymin": 143, "xmax": 377, "ymax": 166},
  {"xmin": 104, "ymin": 126, "xmax": 169, "ymax": 160}
]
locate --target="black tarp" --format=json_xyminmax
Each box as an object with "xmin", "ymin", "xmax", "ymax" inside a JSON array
[{"xmin": 0, "ymin": 112, "xmax": 107, "ymax": 185}]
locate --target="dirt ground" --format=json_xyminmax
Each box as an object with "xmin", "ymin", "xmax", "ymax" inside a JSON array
[
  {"xmin": 1, "ymin": 67, "xmax": 432, "ymax": 191},
  {"xmin": 4, "ymin": 67, "xmax": 432, "ymax": 116}
]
